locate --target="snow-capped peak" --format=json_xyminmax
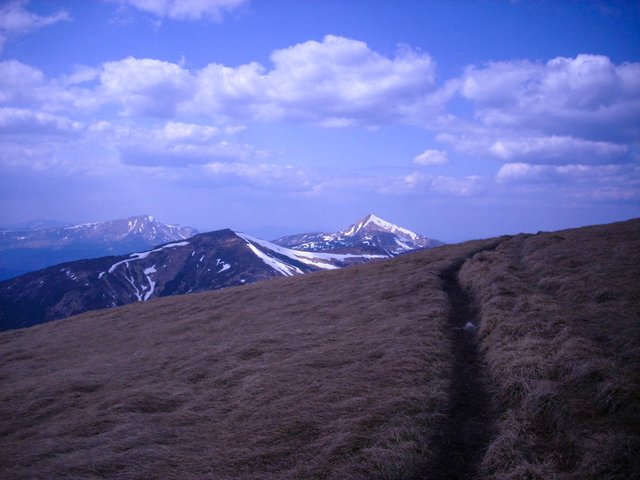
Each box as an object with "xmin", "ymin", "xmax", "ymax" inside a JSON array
[{"xmin": 341, "ymin": 214, "xmax": 420, "ymax": 241}]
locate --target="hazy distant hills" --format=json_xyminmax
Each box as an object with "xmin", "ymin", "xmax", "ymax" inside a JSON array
[
  {"xmin": 0, "ymin": 215, "xmax": 198, "ymax": 280},
  {"xmin": 0, "ymin": 214, "xmax": 441, "ymax": 330}
]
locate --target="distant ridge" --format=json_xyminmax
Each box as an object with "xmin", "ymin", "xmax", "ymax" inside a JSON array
[
  {"xmin": 0, "ymin": 214, "xmax": 438, "ymax": 330},
  {"xmin": 0, "ymin": 227, "xmax": 383, "ymax": 330},
  {"xmin": 274, "ymin": 213, "xmax": 443, "ymax": 256},
  {"xmin": 0, "ymin": 215, "xmax": 198, "ymax": 280}
]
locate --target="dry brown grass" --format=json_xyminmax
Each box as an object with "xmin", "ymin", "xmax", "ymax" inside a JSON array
[
  {"xmin": 2, "ymin": 220, "xmax": 638, "ymax": 479},
  {"xmin": 0, "ymin": 238, "xmax": 492, "ymax": 480},
  {"xmin": 459, "ymin": 219, "xmax": 640, "ymax": 479}
]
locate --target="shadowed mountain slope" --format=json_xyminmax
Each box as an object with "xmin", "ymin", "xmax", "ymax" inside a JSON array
[
  {"xmin": 0, "ymin": 229, "xmax": 383, "ymax": 330},
  {"xmin": 0, "ymin": 219, "xmax": 638, "ymax": 479}
]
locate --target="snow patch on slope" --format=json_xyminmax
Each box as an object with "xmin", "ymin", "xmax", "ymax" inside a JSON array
[
  {"xmin": 237, "ymin": 232, "xmax": 384, "ymax": 273},
  {"xmin": 108, "ymin": 241, "xmax": 189, "ymax": 273},
  {"xmin": 143, "ymin": 265, "xmax": 157, "ymax": 301},
  {"xmin": 106, "ymin": 241, "xmax": 189, "ymax": 302},
  {"xmin": 245, "ymin": 242, "xmax": 303, "ymax": 276},
  {"xmin": 216, "ymin": 258, "xmax": 231, "ymax": 273}
]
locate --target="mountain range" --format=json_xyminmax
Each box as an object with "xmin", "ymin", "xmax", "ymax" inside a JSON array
[
  {"xmin": 0, "ymin": 215, "xmax": 198, "ymax": 280},
  {"xmin": 0, "ymin": 214, "xmax": 440, "ymax": 330}
]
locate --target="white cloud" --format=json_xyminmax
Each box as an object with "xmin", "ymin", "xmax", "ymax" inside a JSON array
[
  {"xmin": 0, "ymin": 60, "xmax": 99, "ymax": 113},
  {"xmin": 0, "ymin": 110, "xmax": 105, "ymax": 173},
  {"xmin": 1, "ymin": 40, "xmax": 638, "ymax": 205},
  {"xmin": 382, "ymin": 171, "xmax": 484, "ymax": 197},
  {"xmin": 100, "ymin": 57, "xmax": 194, "ymax": 116},
  {"xmin": 203, "ymin": 161, "xmax": 312, "ymax": 190},
  {"xmin": 160, "ymin": 121, "xmax": 219, "ymax": 142},
  {"xmin": 456, "ymin": 54, "xmax": 640, "ymax": 143},
  {"xmin": 0, "ymin": 0, "xmax": 70, "ymax": 53},
  {"xmin": 497, "ymin": 162, "xmax": 628, "ymax": 183},
  {"xmin": 413, "ymin": 149, "xmax": 449, "ymax": 165},
  {"xmin": 191, "ymin": 61, "xmax": 267, "ymax": 120},
  {"xmin": 0, "ymin": 112, "xmax": 259, "ymax": 174},
  {"xmin": 108, "ymin": 0, "xmax": 248, "ymax": 21},
  {"xmin": 0, "ymin": 60, "xmax": 45, "ymax": 103},
  {"xmin": 489, "ymin": 136, "xmax": 628, "ymax": 161},
  {"xmin": 98, "ymin": 120, "xmax": 265, "ymax": 167},
  {"xmin": 425, "ymin": 54, "xmax": 640, "ymax": 179},
  {"xmin": 90, "ymin": 36, "xmax": 437, "ymax": 126},
  {"xmin": 495, "ymin": 162, "xmax": 640, "ymax": 201},
  {"xmin": 438, "ymin": 132, "xmax": 631, "ymax": 165},
  {"xmin": 402, "ymin": 172, "xmax": 483, "ymax": 196},
  {"xmin": 119, "ymin": 141, "xmax": 260, "ymax": 166},
  {"xmin": 189, "ymin": 35, "xmax": 436, "ymax": 125},
  {"xmin": 0, "ymin": 107, "xmax": 83, "ymax": 136},
  {"xmin": 264, "ymin": 36, "xmax": 435, "ymax": 123}
]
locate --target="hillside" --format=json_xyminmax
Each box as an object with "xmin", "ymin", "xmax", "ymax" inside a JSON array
[
  {"xmin": 1, "ymin": 214, "xmax": 434, "ymax": 331},
  {"xmin": 0, "ymin": 219, "xmax": 639, "ymax": 479},
  {"xmin": 0, "ymin": 229, "xmax": 384, "ymax": 330}
]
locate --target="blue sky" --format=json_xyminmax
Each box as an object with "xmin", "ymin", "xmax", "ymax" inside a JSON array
[{"xmin": 0, "ymin": 0, "xmax": 638, "ymax": 242}]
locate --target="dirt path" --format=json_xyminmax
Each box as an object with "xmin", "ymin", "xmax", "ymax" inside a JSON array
[{"xmin": 418, "ymin": 252, "xmax": 497, "ymax": 480}]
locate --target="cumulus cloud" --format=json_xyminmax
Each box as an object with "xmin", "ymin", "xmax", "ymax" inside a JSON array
[
  {"xmin": 260, "ymin": 36, "xmax": 436, "ymax": 124},
  {"xmin": 0, "ymin": 107, "xmax": 83, "ymax": 136},
  {"xmin": 495, "ymin": 162, "xmax": 640, "ymax": 201},
  {"xmin": 427, "ymin": 53, "xmax": 640, "ymax": 175},
  {"xmin": 413, "ymin": 149, "xmax": 449, "ymax": 165},
  {"xmin": 0, "ymin": 60, "xmax": 99, "ymax": 112},
  {"xmin": 2, "ymin": 38, "xmax": 638, "ymax": 203},
  {"xmin": 107, "ymin": 0, "xmax": 248, "ymax": 21},
  {"xmin": 188, "ymin": 35, "xmax": 437, "ymax": 125},
  {"xmin": 0, "ymin": 107, "xmax": 86, "ymax": 171},
  {"xmin": 0, "ymin": 60, "xmax": 45, "ymax": 104},
  {"xmin": 190, "ymin": 61, "xmax": 267, "ymax": 121},
  {"xmin": 104, "ymin": 120, "xmax": 265, "ymax": 167},
  {"xmin": 100, "ymin": 57, "xmax": 195, "ymax": 116},
  {"xmin": 456, "ymin": 54, "xmax": 640, "ymax": 143},
  {"xmin": 0, "ymin": 0, "xmax": 70, "ymax": 53},
  {"xmin": 160, "ymin": 121, "xmax": 219, "ymax": 141},
  {"xmin": 80, "ymin": 36, "xmax": 437, "ymax": 126}
]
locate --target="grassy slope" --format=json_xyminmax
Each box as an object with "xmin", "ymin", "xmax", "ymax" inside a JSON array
[
  {"xmin": 460, "ymin": 219, "xmax": 640, "ymax": 479},
  {"xmin": 0, "ymin": 238, "xmax": 491, "ymax": 480},
  {"xmin": 1, "ymin": 219, "xmax": 638, "ymax": 479}
]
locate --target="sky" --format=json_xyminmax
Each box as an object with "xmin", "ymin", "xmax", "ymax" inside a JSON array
[{"xmin": 0, "ymin": 0, "xmax": 638, "ymax": 242}]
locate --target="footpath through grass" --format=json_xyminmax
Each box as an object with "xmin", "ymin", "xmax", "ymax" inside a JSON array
[{"xmin": 461, "ymin": 219, "xmax": 640, "ymax": 479}]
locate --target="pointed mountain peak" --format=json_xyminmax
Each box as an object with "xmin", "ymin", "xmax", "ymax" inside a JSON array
[
  {"xmin": 342, "ymin": 214, "xmax": 420, "ymax": 241},
  {"xmin": 272, "ymin": 215, "xmax": 442, "ymax": 257}
]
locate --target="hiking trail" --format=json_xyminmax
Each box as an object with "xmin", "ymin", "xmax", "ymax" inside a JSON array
[{"xmin": 418, "ymin": 248, "xmax": 497, "ymax": 480}]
